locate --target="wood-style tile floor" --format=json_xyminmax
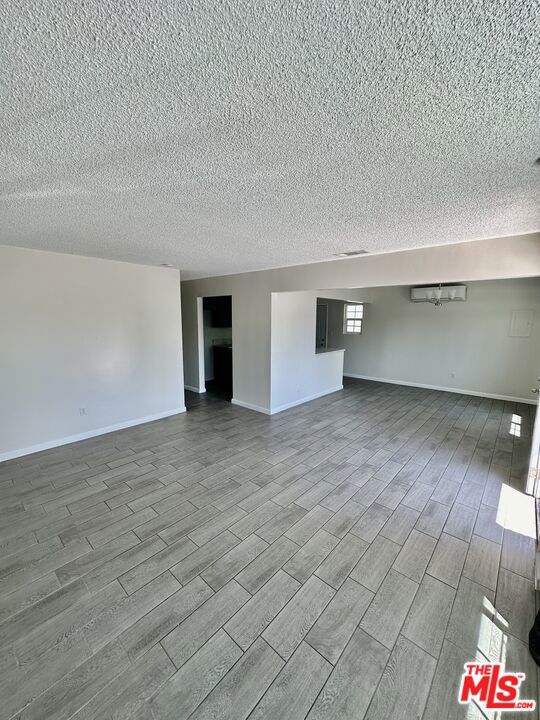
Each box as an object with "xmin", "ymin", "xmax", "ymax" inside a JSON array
[{"xmin": 1, "ymin": 379, "xmax": 538, "ymax": 720}]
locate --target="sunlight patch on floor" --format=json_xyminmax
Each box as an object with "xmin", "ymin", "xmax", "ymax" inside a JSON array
[
  {"xmin": 495, "ymin": 483, "xmax": 536, "ymax": 539},
  {"xmin": 509, "ymin": 414, "xmax": 521, "ymax": 438}
]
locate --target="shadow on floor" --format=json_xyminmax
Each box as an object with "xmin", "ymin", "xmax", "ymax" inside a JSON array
[{"xmin": 185, "ymin": 381, "xmax": 232, "ymax": 410}]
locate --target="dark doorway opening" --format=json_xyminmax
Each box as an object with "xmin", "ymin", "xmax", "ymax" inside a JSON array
[{"xmin": 203, "ymin": 296, "xmax": 232, "ymax": 401}]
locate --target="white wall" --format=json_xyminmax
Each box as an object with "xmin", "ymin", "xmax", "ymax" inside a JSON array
[
  {"xmin": 181, "ymin": 233, "xmax": 540, "ymax": 412},
  {"xmin": 182, "ymin": 275, "xmax": 272, "ymax": 411},
  {"xmin": 337, "ymin": 279, "xmax": 540, "ymax": 402},
  {"xmin": 270, "ymin": 291, "xmax": 345, "ymax": 412},
  {"xmin": 0, "ymin": 245, "xmax": 185, "ymax": 461}
]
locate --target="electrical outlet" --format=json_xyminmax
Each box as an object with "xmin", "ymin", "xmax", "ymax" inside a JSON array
[{"xmin": 79, "ymin": 407, "xmax": 86, "ymax": 416}]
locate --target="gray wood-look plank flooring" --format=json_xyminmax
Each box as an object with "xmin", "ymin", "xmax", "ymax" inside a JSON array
[{"xmin": 0, "ymin": 378, "xmax": 537, "ymax": 720}]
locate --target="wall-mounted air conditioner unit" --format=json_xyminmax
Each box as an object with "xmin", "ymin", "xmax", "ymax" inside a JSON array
[{"xmin": 410, "ymin": 284, "xmax": 467, "ymax": 305}]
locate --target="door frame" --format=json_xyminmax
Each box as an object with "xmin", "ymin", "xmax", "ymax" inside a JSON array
[
  {"xmin": 527, "ymin": 380, "xmax": 540, "ymax": 497},
  {"xmin": 527, "ymin": 378, "xmax": 540, "ymax": 587},
  {"xmin": 194, "ymin": 297, "xmax": 206, "ymax": 393}
]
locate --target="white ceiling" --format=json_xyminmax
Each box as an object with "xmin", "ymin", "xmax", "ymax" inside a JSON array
[{"xmin": 1, "ymin": 1, "xmax": 539, "ymax": 279}]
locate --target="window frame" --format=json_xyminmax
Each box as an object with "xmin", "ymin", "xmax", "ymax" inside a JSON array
[{"xmin": 343, "ymin": 303, "xmax": 363, "ymax": 335}]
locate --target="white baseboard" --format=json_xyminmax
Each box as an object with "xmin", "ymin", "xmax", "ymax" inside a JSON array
[
  {"xmin": 184, "ymin": 385, "xmax": 206, "ymax": 394},
  {"xmin": 343, "ymin": 374, "xmax": 535, "ymax": 405},
  {"xmin": 231, "ymin": 386, "xmax": 344, "ymax": 416},
  {"xmin": 231, "ymin": 398, "xmax": 272, "ymax": 415},
  {"xmin": 270, "ymin": 386, "xmax": 344, "ymax": 414},
  {"xmin": 0, "ymin": 407, "xmax": 187, "ymax": 463}
]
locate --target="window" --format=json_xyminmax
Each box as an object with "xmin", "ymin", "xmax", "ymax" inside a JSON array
[{"xmin": 343, "ymin": 303, "xmax": 363, "ymax": 334}]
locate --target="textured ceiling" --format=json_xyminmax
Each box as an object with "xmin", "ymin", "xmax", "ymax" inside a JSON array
[{"xmin": 1, "ymin": 1, "xmax": 539, "ymax": 279}]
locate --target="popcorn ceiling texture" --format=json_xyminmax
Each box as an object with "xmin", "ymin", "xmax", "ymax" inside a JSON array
[{"xmin": 0, "ymin": 0, "xmax": 539, "ymax": 278}]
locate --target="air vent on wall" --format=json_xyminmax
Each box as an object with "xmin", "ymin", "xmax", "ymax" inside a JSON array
[
  {"xmin": 334, "ymin": 250, "xmax": 369, "ymax": 257},
  {"xmin": 410, "ymin": 284, "xmax": 467, "ymax": 305}
]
